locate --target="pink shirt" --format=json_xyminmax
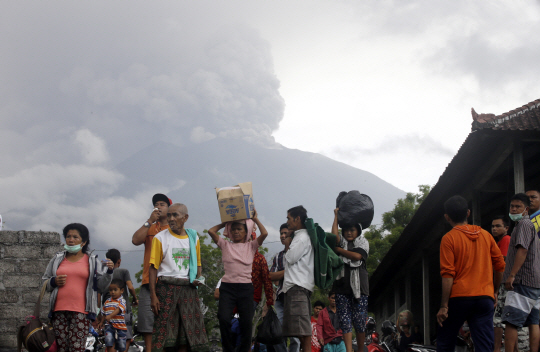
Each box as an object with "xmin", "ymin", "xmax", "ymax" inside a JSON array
[
  {"xmin": 217, "ymin": 238, "xmax": 259, "ymax": 283},
  {"xmin": 54, "ymin": 254, "xmax": 89, "ymax": 314}
]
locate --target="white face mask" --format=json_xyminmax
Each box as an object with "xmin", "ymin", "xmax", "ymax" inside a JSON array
[
  {"xmin": 64, "ymin": 244, "xmax": 82, "ymax": 253},
  {"xmin": 509, "ymin": 211, "xmax": 526, "ymax": 222}
]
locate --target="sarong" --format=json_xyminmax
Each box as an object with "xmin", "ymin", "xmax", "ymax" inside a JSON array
[{"xmin": 152, "ymin": 277, "xmax": 209, "ymax": 352}]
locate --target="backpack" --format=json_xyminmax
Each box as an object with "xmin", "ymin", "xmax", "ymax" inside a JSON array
[
  {"xmin": 304, "ymin": 218, "xmax": 344, "ymax": 290},
  {"xmin": 17, "ymin": 281, "xmax": 58, "ymax": 352}
]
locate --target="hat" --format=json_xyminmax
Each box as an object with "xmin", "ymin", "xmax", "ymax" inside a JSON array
[{"xmin": 152, "ymin": 193, "xmax": 172, "ymax": 206}]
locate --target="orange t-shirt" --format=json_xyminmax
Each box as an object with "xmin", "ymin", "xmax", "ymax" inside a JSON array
[
  {"xmin": 440, "ymin": 225, "xmax": 505, "ymax": 299},
  {"xmin": 54, "ymin": 254, "xmax": 89, "ymax": 313},
  {"xmin": 142, "ymin": 222, "xmax": 169, "ymax": 285}
]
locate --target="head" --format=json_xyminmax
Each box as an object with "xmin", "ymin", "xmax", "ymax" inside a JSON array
[
  {"xmin": 342, "ymin": 223, "xmax": 362, "ymax": 242},
  {"xmin": 279, "ymin": 223, "xmax": 289, "ymax": 245},
  {"xmin": 230, "ymin": 221, "xmax": 249, "ymax": 243},
  {"xmin": 491, "ymin": 215, "xmax": 509, "ymax": 240},
  {"xmin": 313, "ymin": 301, "xmax": 325, "ymax": 318},
  {"xmin": 167, "ymin": 203, "xmax": 189, "ymax": 234},
  {"xmin": 509, "ymin": 193, "xmax": 530, "ymax": 217},
  {"xmin": 106, "ymin": 248, "xmax": 121, "ymax": 267},
  {"xmin": 526, "ymin": 189, "xmax": 540, "ymax": 214},
  {"xmin": 443, "ymin": 195, "xmax": 469, "ymax": 225},
  {"xmin": 153, "ymin": 193, "xmax": 172, "ymax": 220},
  {"xmin": 109, "ymin": 278, "xmax": 125, "ymax": 299},
  {"xmin": 328, "ymin": 291, "xmax": 336, "ymax": 308},
  {"xmin": 62, "ymin": 223, "xmax": 90, "ymax": 253},
  {"xmin": 287, "ymin": 205, "xmax": 307, "ymax": 231},
  {"xmin": 398, "ymin": 310, "xmax": 414, "ymax": 333}
]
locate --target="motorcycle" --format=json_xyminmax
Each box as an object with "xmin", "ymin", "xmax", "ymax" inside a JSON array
[
  {"xmin": 365, "ymin": 317, "xmax": 385, "ymax": 352},
  {"xmin": 85, "ymin": 325, "xmax": 105, "ymax": 352},
  {"xmin": 379, "ymin": 321, "xmax": 399, "ymax": 352}
]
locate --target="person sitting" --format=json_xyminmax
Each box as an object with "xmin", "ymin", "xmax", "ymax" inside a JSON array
[{"xmin": 395, "ymin": 311, "xmax": 421, "ymax": 352}]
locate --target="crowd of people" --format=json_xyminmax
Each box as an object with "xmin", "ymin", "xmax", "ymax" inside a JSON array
[{"xmin": 41, "ymin": 188, "xmax": 540, "ymax": 352}]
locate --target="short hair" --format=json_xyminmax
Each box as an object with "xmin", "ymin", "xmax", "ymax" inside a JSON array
[
  {"xmin": 526, "ymin": 188, "xmax": 540, "ymax": 194},
  {"xmin": 288, "ymin": 205, "xmax": 308, "ymax": 224},
  {"xmin": 444, "ymin": 196, "xmax": 468, "ymax": 223},
  {"xmin": 342, "ymin": 223, "xmax": 362, "ymax": 235},
  {"xmin": 279, "ymin": 223, "xmax": 288, "ymax": 231},
  {"xmin": 231, "ymin": 221, "xmax": 248, "ymax": 233},
  {"xmin": 62, "ymin": 223, "xmax": 90, "ymax": 254},
  {"xmin": 110, "ymin": 278, "xmax": 125, "ymax": 289},
  {"xmin": 313, "ymin": 300, "xmax": 325, "ymax": 309},
  {"xmin": 492, "ymin": 215, "xmax": 509, "ymax": 227},
  {"xmin": 328, "ymin": 291, "xmax": 336, "ymax": 298},
  {"xmin": 106, "ymin": 249, "xmax": 121, "ymax": 264},
  {"xmin": 511, "ymin": 193, "xmax": 530, "ymax": 208},
  {"xmin": 170, "ymin": 203, "xmax": 188, "ymax": 215}
]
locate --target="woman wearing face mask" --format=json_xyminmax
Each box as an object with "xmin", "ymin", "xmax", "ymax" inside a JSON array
[{"xmin": 43, "ymin": 223, "xmax": 114, "ymax": 352}]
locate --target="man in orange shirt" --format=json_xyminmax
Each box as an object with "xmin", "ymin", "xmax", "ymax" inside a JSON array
[
  {"xmin": 436, "ymin": 195, "xmax": 505, "ymax": 352},
  {"xmin": 132, "ymin": 193, "xmax": 171, "ymax": 352}
]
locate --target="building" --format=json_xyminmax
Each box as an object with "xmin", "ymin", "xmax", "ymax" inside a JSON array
[{"xmin": 369, "ymin": 98, "xmax": 540, "ymax": 344}]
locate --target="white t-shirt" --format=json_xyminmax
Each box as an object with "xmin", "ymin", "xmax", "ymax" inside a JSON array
[
  {"xmin": 283, "ymin": 229, "xmax": 315, "ymax": 293},
  {"xmin": 149, "ymin": 229, "xmax": 201, "ymax": 279}
]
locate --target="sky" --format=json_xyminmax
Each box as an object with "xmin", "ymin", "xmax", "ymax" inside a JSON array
[{"xmin": 1, "ymin": 1, "xmax": 540, "ymax": 259}]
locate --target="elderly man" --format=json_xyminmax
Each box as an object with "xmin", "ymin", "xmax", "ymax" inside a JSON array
[{"xmin": 149, "ymin": 203, "xmax": 208, "ymax": 352}]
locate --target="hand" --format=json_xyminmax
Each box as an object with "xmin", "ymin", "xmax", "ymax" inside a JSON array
[
  {"xmin": 252, "ymin": 209, "xmax": 258, "ymax": 220},
  {"xmin": 266, "ymin": 300, "xmax": 274, "ymax": 307},
  {"xmin": 192, "ymin": 280, "xmax": 202, "ymax": 287},
  {"xmin": 148, "ymin": 208, "xmax": 160, "ymax": 223},
  {"xmin": 437, "ymin": 307, "xmax": 448, "ymax": 327},
  {"xmin": 132, "ymin": 297, "xmax": 138, "ymax": 306},
  {"xmin": 103, "ymin": 259, "xmax": 114, "ymax": 270},
  {"xmin": 56, "ymin": 274, "xmax": 67, "ymax": 287},
  {"xmin": 334, "ymin": 208, "xmax": 339, "ymax": 216},
  {"xmin": 319, "ymin": 339, "xmax": 324, "ymax": 347},
  {"xmin": 505, "ymin": 275, "xmax": 515, "ymax": 291},
  {"xmin": 151, "ymin": 294, "xmax": 160, "ymax": 316},
  {"xmin": 493, "ymin": 292, "xmax": 498, "ymax": 308}
]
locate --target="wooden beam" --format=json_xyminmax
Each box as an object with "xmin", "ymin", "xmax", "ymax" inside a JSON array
[
  {"xmin": 473, "ymin": 138, "xmax": 513, "ymax": 191},
  {"xmin": 395, "ymin": 284, "xmax": 400, "ymax": 324},
  {"xmin": 472, "ymin": 191, "xmax": 481, "ymax": 225},
  {"xmin": 422, "ymin": 253, "xmax": 431, "ymax": 345},
  {"xmin": 514, "ymin": 139, "xmax": 525, "ymax": 193},
  {"xmin": 405, "ymin": 272, "xmax": 412, "ymax": 310}
]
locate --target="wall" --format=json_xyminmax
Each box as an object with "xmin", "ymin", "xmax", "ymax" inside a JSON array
[{"xmin": 0, "ymin": 231, "xmax": 62, "ymax": 351}]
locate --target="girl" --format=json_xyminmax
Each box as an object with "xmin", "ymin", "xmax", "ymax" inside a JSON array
[
  {"xmin": 331, "ymin": 208, "xmax": 370, "ymax": 352},
  {"xmin": 208, "ymin": 210, "xmax": 268, "ymax": 352}
]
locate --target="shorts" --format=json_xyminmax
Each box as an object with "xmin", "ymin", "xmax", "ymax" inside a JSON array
[
  {"xmin": 323, "ymin": 341, "xmax": 346, "ymax": 352},
  {"xmin": 502, "ymin": 283, "xmax": 540, "ymax": 328},
  {"xmin": 335, "ymin": 294, "xmax": 368, "ymax": 334},
  {"xmin": 282, "ymin": 285, "xmax": 312, "ymax": 337},
  {"xmin": 493, "ymin": 284, "xmax": 508, "ymax": 328},
  {"xmin": 105, "ymin": 325, "xmax": 127, "ymax": 351},
  {"xmin": 138, "ymin": 284, "xmax": 155, "ymax": 333}
]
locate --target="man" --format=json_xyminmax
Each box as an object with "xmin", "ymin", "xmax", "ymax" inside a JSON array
[
  {"xmin": 131, "ymin": 193, "xmax": 171, "ymax": 352},
  {"xmin": 102, "ymin": 249, "xmax": 138, "ymax": 352},
  {"xmin": 491, "ymin": 216, "xmax": 510, "ymax": 352},
  {"xmin": 436, "ymin": 195, "xmax": 505, "ymax": 352},
  {"xmin": 502, "ymin": 193, "xmax": 540, "ymax": 352},
  {"xmin": 316, "ymin": 292, "xmax": 345, "ymax": 352},
  {"xmin": 269, "ymin": 224, "xmax": 300, "ymax": 352},
  {"xmin": 311, "ymin": 301, "xmax": 325, "ymax": 352},
  {"xmin": 149, "ymin": 203, "xmax": 208, "ymax": 352},
  {"xmin": 283, "ymin": 206, "xmax": 315, "ymax": 352},
  {"xmin": 526, "ymin": 189, "xmax": 540, "ymax": 238}
]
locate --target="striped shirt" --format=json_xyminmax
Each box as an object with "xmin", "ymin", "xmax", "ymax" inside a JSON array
[
  {"xmin": 270, "ymin": 250, "xmax": 285, "ymax": 297},
  {"xmin": 103, "ymin": 297, "xmax": 127, "ymax": 330},
  {"xmin": 503, "ymin": 217, "xmax": 540, "ymax": 288}
]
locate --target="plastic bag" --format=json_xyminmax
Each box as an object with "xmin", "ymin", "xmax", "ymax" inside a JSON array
[
  {"xmin": 256, "ymin": 307, "xmax": 283, "ymax": 345},
  {"xmin": 336, "ymin": 190, "xmax": 374, "ymax": 230}
]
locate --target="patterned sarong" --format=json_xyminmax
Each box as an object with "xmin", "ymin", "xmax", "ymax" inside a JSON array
[{"xmin": 152, "ymin": 277, "xmax": 209, "ymax": 352}]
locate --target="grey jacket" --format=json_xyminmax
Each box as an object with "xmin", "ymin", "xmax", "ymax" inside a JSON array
[{"xmin": 42, "ymin": 251, "xmax": 113, "ymax": 321}]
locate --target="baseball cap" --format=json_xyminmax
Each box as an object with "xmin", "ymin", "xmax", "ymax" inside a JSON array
[{"xmin": 152, "ymin": 193, "xmax": 172, "ymax": 206}]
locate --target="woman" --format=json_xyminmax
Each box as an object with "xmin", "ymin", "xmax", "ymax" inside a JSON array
[
  {"xmin": 396, "ymin": 311, "xmax": 421, "ymax": 352},
  {"xmin": 43, "ymin": 223, "xmax": 114, "ymax": 352}
]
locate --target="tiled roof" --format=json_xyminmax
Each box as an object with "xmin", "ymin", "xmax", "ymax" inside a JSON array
[{"xmin": 471, "ymin": 99, "xmax": 540, "ymax": 131}]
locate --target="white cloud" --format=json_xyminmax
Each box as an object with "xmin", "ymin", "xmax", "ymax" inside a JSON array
[
  {"xmin": 75, "ymin": 129, "xmax": 109, "ymax": 164},
  {"xmin": 190, "ymin": 126, "xmax": 216, "ymax": 143}
]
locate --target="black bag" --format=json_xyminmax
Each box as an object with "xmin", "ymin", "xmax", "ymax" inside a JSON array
[
  {"xmin": 256, "ymin": 307, "xmax": 283, "ymax": 345},
  {"xmin": 17, "ymin": 281, "xmax": 57, "ymax": 352},
  {"xmin": 336, "ymin": 191, "xmax": 374, "ymax": 230}
]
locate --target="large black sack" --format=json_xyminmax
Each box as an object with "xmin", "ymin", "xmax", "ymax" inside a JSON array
[
  {"xmin": 336, "ymin": 191, "xmax": 374, "ymax": 230},
  {"xmin": 256, "ymin": 307, "xmax": 283, "ymax": 345}
]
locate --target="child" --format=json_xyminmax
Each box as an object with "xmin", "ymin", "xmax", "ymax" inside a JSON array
[
  {"xmin": 208, "ymin": 210, "xmax": 268, "ymax": 352},
  {"xmin": 102, "ymin": 278, "xmax": 128, "ymax": 352},
  {"xmin": 331, "ymin": 208, "xmax": 370, "ymax": 352},
  {"xmin": 311, "ymin": 301, "xmax": 326, "ymax": 352}
]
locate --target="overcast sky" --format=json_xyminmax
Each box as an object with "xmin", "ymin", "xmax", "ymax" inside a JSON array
[{"xmin": 2, "ymin": 1, "xmax": 540, "ymax": 248}]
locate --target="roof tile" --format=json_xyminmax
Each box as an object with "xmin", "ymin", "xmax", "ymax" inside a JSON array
[{"xmin": 471, "ymin": 98, "xmax": 540, "ymax": 131}]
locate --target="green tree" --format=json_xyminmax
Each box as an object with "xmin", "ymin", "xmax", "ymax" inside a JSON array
[{"xmin": 364, "ymin": 185, "xmax": 431, "ymax": 275}]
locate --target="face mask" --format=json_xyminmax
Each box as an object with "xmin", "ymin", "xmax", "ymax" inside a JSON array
[
  {"xmin": 64, "ymin": 244, "xmax": 82, "ymax": 253},
  {"xmin": 509, "ymin": 212, "xmax": 525, "ymax": 222}
]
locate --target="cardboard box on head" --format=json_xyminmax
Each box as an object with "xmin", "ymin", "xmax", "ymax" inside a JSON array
[{"xmin": 216, "ymin": 182, "xmax": 255, "ymax": 223}]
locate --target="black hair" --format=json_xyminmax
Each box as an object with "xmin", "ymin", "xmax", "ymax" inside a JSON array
[
  {"xmin": 232, "ymin": 222, "xmax": 248, "ymax": 233},
  {"xmin": 279, "ymin": 223, "xmax": 288, "ymax": 232},
  {"xmin": 511, "ymin": 193, "xmax": 530, "ymax": 208},
  {"xmin": 328, "ymin": 291, "xmax": 336, "ymax": 298},
  {"xmin": 492, "ymin": 215, "xmax": 509, "ymax": 228},
  {"xmin": 341, "ymin": 223, "xmax": 362, "ymax": 235},
  {"xmin": 526, "ymin": 188, "xmax": 540, "ymax": 194},
  {"xmin": 287, "ymin": 205, "xmax": 308, "ymax": 224},
  {"xmin": 444, "ymin": 196, "xmax": 468, "ymax": 223},
  {"xmin": 62, "ymin": 223, "xmax": 90, "ymax": 253},
  {"xmin": 313, "ymin": 300, "xmax": 326, "ymax": 308},
  {"xmin": 106, "ymin": 248, "xmax": 121, "ymax": 264},
  {"xmin": 110, "ymin": 278, "xmax": 125, "ymax": 289}
]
